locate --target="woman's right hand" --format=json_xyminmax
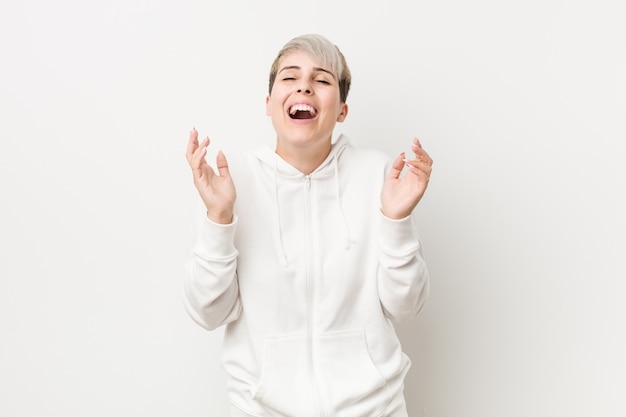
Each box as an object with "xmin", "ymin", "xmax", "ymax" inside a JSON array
[{"xmin": 186, "ymin": 128, "xmax": 236, "ymax": 224}]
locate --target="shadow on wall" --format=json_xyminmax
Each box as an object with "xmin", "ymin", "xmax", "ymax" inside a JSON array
[{"xmin": 395, "ymin": 313, "xmax": 431, "ymax": 416}]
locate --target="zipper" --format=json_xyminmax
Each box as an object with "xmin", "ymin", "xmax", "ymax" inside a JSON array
[{"xmin": 304, "ymin": 174, "xmax": 326, "ymax": 417}]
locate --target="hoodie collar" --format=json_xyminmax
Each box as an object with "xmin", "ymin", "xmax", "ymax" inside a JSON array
[{"xmin": 254, "ymin": 134, "xmax": 350, "ymax": 178}]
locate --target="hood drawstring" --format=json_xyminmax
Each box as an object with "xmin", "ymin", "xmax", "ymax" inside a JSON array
[
  {"xmin": 273, "ymin": 159, "xmax": 289, "ymax": 267},
  {"xmin": 333, "ymin": 156, "xmax": 353, "ymax": 250},
  {"xmin": 271, "ymin": 135, "xmax": 354, "ymax": 268}
]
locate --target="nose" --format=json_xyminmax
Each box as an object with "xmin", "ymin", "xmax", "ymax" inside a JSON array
[{"xmin": 296, "ymin": 79, "xmax": 313, "ymax": 95}]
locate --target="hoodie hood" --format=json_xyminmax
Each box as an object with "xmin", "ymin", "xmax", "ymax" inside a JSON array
[{"xmin": 251, "ymin": 133, "xmax": 351, "ymax": 177}]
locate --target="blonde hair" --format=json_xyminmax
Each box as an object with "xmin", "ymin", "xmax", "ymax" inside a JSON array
[{"xmin": 268, "ymin": 34, "xmax": 352, "ymax": 103}]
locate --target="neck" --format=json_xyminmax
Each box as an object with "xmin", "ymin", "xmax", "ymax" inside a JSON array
[{"xmin": 275, "ymin": 138, "xmax": 332, "ymax": 175}]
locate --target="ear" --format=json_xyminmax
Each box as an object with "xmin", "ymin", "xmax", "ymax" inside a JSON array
[
  {"xmin": 336, "ymin": 103, "xmax": 349, "ymax": 122},
  {"xmin": 265, "ymin": 96, "xmax": 271, "ymax": 116}
]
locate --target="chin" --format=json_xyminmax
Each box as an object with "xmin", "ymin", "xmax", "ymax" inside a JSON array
[{"xmin": 277, "ymin": 126, "xmax": 315, "ymax": 144}]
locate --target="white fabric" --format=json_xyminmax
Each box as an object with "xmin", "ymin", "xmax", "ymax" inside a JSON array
[{"xmin": 185, "ymin": 134, "xmax": 429, "ymax": 417}]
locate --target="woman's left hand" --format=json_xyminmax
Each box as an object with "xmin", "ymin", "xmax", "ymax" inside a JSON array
[{"xmin": 381, "ymin": 137, "xmax": 433, "ymax": 219}]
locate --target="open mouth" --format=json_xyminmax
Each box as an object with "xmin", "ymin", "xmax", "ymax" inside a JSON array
[{"xmin": 289, "ymin": 103, "xmax": 317, "ymax": 120}]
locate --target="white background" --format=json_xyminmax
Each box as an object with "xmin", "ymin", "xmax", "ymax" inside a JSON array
[{"xmin": 1, "ymin": 0, "xmax": 625, "ymax": 416}]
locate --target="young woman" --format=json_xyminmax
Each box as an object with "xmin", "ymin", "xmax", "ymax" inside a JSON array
[{"xmin": 185, "ymin": 33, "xmax": 433, "ymax": 417}]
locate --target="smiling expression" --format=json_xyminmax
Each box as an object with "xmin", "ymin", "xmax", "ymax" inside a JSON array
[{"xmin": 266, "ymin": 50, "xmax": 348, "ymax": 154}]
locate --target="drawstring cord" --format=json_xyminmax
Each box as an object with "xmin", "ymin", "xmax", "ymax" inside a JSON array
[
  {"xmin": 273, "ymin": 145, "xmax": 353, "ymax": 268},
  {"xmin": 274, "ymin": 159, "xmax": 289, "ymax": 267},
  {"xmin": 333, "ymin": 157, "xmax": 353, "ymax": 249}
]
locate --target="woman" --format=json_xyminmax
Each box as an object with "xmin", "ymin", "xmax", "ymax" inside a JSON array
[{"xmin": 185, "ymin": 33, "xmax": 433, "ymax": 417}]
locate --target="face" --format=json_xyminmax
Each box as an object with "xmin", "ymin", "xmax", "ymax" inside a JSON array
[{"xmin": 266, "ymin": 50, "xmax": 348, "ymax": 153}]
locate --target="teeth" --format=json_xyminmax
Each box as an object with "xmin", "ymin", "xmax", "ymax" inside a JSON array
[{"xmin": 289, "ymin": 104, "xmax": 316, "ymax": 116}]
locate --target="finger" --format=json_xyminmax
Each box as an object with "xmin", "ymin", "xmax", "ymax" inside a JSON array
[
  {"xmin": 407, "ymin": 152, "xmax": 432, "ymax": 168},
  {"xmin": 187, "ymin": 130, "xmax": 209, "ymax": 165},
  {"xmin": 411, "ymin": 138, "xmax": 433, "ymax": 166},
  {"xmin": 186, "ymin": 128, "xmax": 199, "ymax": 163},
  {"xmin": 191, "ymin": 147, "xmax": 207, "ymax": 176},
  {"xmin": 216, "ymin": 150, "xmax": 231, "ymax": 178},
  {"xmin": 406, "ymin": 159, "xmax": 433, "ymax": 175},
  {"xmin": 387, "ymin": 152, "xmax": 406, "ymax": 180},
  {"xmin": 412, "ymin": 146, "xmax": 432, "ymax": 163},
  {"xmin": 405, "ymin": 160, "xmax": 432, "ymax": 182},
  {"xmin": 191, "ymin": 137, "xmax": 211, "ymax": 175}
]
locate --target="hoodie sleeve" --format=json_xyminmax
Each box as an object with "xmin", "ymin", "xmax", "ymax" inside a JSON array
[
  {"xmin": 377, "ymin": 211, "xmax": 430, "ymax": 321},
  {"xmin": 183, "ymin": 215, "xmax": 242, "ymax": 331}
]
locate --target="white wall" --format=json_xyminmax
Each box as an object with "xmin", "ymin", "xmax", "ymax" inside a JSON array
[{"xmin": 1, "ymin": 0, "xmax": 624, "ymax": 416}]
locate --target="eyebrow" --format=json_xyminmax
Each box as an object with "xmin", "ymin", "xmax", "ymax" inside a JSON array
[{"xmin": 278, "ymin": 65, "xmax": 336, "ymax": 79}]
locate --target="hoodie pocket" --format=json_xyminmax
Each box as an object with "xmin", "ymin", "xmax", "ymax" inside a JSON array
[
  {"xmin": 318, "ymin": 330, "xmax": 392, "ymax": 417},
  {"xmin": 252, "ymin": 333, "xmax": 316, "ymax": 417},
  {"xmin": 252, "ymin": 331, "xmax": 392, "ymax": 417}
]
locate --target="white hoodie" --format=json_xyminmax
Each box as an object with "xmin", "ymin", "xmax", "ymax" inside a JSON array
[{"xmin": 184, "ymin": 134, "xmax": 430, "ymax": 417}]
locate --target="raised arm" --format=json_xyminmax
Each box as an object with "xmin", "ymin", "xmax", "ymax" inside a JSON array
[
  {"xmin": 184, "ymin": 128, "xmax": 241, "ymax": 330},
  {"xmin": 378, "ymin": 138, "xmax": 433, "ymax": 321}
]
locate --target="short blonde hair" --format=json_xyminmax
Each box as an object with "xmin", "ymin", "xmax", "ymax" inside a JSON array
[{"xmin": 268, "ymin": 34, "xmax": 352, "ymax": 103}]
